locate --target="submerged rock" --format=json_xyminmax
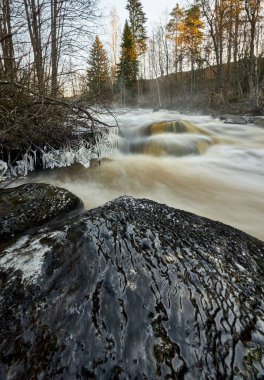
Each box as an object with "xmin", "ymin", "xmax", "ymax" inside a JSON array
[
  {"xmin": 0, "ymin": 195, "xmax": 264, "ymax": 379},
  {"xmin": 120, "ymin": 120, "xmax": 213, "ymax": 157},
  {"xmin": 148, "ymin": 120, "xmax": 210, "ymax": 136},
  {"xmin": 0, "ymin": 183, "xmax": 83, "ymax": 240}
]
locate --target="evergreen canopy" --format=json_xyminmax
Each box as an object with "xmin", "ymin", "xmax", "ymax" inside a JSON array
[
  {"xmin": 87, "ymin": 36, "xmax": 110, "ymax": 98},
  {"xmin": 116, "ymin": 21, "xmax": 138, "ymax": 89},
  {"xmin": 126, "ymin": 0, "xmax": 147, "ymax": 55}
]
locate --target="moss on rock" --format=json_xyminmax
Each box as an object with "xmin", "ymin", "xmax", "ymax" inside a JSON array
[{"xmin": 0, "ymin": 183, "xmax": 83, "ymax": 240}]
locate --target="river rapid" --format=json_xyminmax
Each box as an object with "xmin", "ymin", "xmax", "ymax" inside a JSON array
[{"xmin": 24, "ymin": 108, "xmax": 264, "ymax": 241}]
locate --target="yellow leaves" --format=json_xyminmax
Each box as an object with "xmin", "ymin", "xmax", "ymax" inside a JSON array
[
  {"xmin": 122, "ymin": 46, "xmax": 137, "ymax": 61},
  {"xmin": 177, "ymin": 6, "xmax": 204, "ymax": 50}
]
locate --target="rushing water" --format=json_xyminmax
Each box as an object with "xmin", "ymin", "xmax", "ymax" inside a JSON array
[{"xmin": 24, "ymin": 108, "xmax": 264, "ymax": 241}]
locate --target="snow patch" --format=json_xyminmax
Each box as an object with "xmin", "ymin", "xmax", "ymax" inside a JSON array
[{"xmin": 0, "ymin": 232, "xmax": 62, "ymax": 284}]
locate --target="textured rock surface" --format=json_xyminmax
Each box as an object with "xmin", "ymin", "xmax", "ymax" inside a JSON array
[
  {"xmin": 0, "ymin": 183, "xmax": 83, "ymax": 240},
  {"xmin": 0, "ymin": 196, "xmax": 264, "ymax": 379},
  {"xmin": 224, "ymin": 115, "xmax": 248, "ymax": 124}
]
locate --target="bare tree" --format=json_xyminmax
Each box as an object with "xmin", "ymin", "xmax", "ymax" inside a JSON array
[
  {"xmin": 109, "ymin": 7, "xmax": 121, "ymax": 86},
  {"xmin": 0, "ymin": 0, "xmax": 15, "ymax": 81},
  {"xmin": 244, "ymin": 0, "xmax": 262, "ymax": 99},
  {"xmin": 23, "ymin": 0, "xmax": 46, "ymax": 94}
]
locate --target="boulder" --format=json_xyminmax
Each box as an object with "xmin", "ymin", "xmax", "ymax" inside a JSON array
[
  {"xmin": 0, "ymin": 183, "xmax": 83, "ymax": 240},
  {"xmin": 224, "ymin": 115, "xmax": 248, "ymax": 124},
  {"xmin": 0, "ymin": 195, "xmax": 263, "ymax": 379}
]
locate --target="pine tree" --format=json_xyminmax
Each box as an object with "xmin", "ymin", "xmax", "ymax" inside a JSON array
[
  {"xmin": 126, "ymin": 0, "xmax": 147, "ymax": 55},
  {"xmin": 86, "ymin": 36, "xmax": 111, "ymax": 99},
  {"xmin": 116, "ymin": 21, "xmax": 138, "ymax": 91}
]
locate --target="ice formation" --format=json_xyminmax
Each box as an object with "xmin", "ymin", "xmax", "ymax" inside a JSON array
[
  {"xmin": 0, "ymin": 159, "xmax": 8, "ymax": 177},
  {"xmin": 0, "ymin": 127, "xmax": 119, "ymax": 180}
]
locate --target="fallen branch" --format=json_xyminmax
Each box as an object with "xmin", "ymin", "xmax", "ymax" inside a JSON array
[{"xmin": 0, "ymin": 81, "xmax": 120, "ymax": 181}]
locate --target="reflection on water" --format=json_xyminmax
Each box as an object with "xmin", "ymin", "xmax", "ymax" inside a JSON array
[{"xmin": 24, "ymin": 109, "xmax": 264, "ymax": 241}]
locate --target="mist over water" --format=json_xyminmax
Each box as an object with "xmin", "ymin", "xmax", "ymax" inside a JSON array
[{"xmin": 25, "ymin": 109, "xmax": 264, "ymax": 240}]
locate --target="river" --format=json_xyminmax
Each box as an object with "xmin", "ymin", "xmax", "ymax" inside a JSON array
[{"xmin": 24, "ymin": 108, "xmax": 264, "ymax": 241}]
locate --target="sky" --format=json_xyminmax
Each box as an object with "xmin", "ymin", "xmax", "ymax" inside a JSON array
[{"xmin": 101, "ymin": 0, "xmax": 186, "ymax": 34}]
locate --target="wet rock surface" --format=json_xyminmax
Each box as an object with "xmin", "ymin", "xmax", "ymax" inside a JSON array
[
  {"xmin": 223, "ymin": 115, "xmax": 248, "ymax": 124},
  {"xmin": 0, "ymin": 183, "xmax": 83, "ymax": 240},
  {"xmin": 0, "ymin": 195, "xmax": 264, "ymax": 379}
]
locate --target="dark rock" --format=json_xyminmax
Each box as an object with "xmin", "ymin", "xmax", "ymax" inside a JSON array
[
  {"xmin": 224, "ymin": 115, "xmax": 248, "ymax": 124},
  {"xmin": 0, "ymin": 195, "xmax": 264, "ymax": 379},
  {"xmin": 0, "ymin": 183, "xmax": 83, "ymax": 240}
]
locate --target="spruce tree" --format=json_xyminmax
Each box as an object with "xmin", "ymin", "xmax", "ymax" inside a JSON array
[
  {"xmin": 126, "ymin": 0, "xmax": 147, "ymax": 55},
  {"xmin": 86, "ymin": 36, "xmax": 111, "ymax": 99},
  {"xmin": 116, "ymin": 21, "xmax": 138, "ymax": 92}
]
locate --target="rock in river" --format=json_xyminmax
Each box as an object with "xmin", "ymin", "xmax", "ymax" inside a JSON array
[
  {"xmin": 0, "ymin": 195, "xmax": 264, "ymax": 379},
  {"xmin": 0, "ymin": 183, "xmax": 83, "ymax": 240},
  {"xmin": 224, "ymin": 115, "xmax": 248, "ymax": 124}
]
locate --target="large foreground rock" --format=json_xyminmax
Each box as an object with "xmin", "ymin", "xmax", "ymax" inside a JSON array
[
  {"xmin": 0, "ymin": 183, "xmax": 83, "ymax": 240},
  {"xmin": 0, "ymin": 196, "xmax": 264, "ymax": 379}
]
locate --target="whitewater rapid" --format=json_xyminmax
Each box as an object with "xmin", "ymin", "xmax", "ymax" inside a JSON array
[{"xmin": 24, "ymin": 108, "xmax": 264, "ymax": 240}]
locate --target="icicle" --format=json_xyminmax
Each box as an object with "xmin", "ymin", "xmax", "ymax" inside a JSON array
[
  {"xmin": 1, "ymin": 126, "xmax": 119, "ymax": 178},
  {"xmin": 65, "ymin": 151, "xmax": 75, "ymax": 166},
  {"xmin": 42, "ymin": 152, "xmax": 48, "ymax": 169},
  {"xmin": 31, "ymin": 149, "xmax": 37, "ymax": 167},
  {"xmin": 28, "ymin": 154, "xmax": 35, "ymax": 171},
  {"xmin": 76, "ymin": 146, "xmax": 91, "ymax": 168},
  {"xmin": 23, "ymin": 153, "xmax": 29, "ymax": 176},
  {"xmin": 0, "ymin": 159, "xmax": 8, "ymax": 179},
  {"xmin": 15, "ymin": 159, "xmax": 27, "ymax": 176}
]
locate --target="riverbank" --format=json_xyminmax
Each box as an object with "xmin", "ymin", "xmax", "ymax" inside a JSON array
[
  {"xmin": 0, "ymin": 82, "xmax": 118, "ymax": 181},
  {"xmin": 182, "ymin": 99, "xmax": 263, "ymax": 120},
  {"xmin": 135, "ymin": 94, "xmax": 264, "ymax": 119}
]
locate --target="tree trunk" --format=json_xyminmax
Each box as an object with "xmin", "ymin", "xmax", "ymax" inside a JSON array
[
  {"xmin": 0, "ymin": 0, "xmax": 15, "ymax": 80},
  {"xmin": 51, "ymin": 0, "xmax": 58, "ymax": 97},
  {"xmin": 23, "ymin": 0, "xmax": 45, "ymax": 95},
  {"xmin": 244, "ymin": 0, "xmax": 261, "ymax": 99}
]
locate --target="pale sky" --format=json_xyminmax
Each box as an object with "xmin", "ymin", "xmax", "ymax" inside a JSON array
[{"xmin": 101, "ymin": 0, "xmax": 187, "ymax": 34}]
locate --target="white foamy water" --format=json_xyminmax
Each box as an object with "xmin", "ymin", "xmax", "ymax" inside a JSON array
[{"xmin": 23, "ymin": 108, "xmax": 264, "ymax": 240}]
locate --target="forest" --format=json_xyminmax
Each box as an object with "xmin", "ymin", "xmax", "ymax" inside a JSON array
[
  {"xmin": 114, "ymin": 0, "xmax": 264, "ymax": 113},
  {"xmin": 1, "ymin": 2, "xmax": 264, "ymax": 377},
  {"xmin": 0, "ymin": 0, "xmax": 264, "ymax": 167}
]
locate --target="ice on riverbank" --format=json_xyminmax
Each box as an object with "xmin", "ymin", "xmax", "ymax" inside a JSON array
[{"xmin": 0, "ymin": 127, "xmax": 119, "ymax": 180}]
